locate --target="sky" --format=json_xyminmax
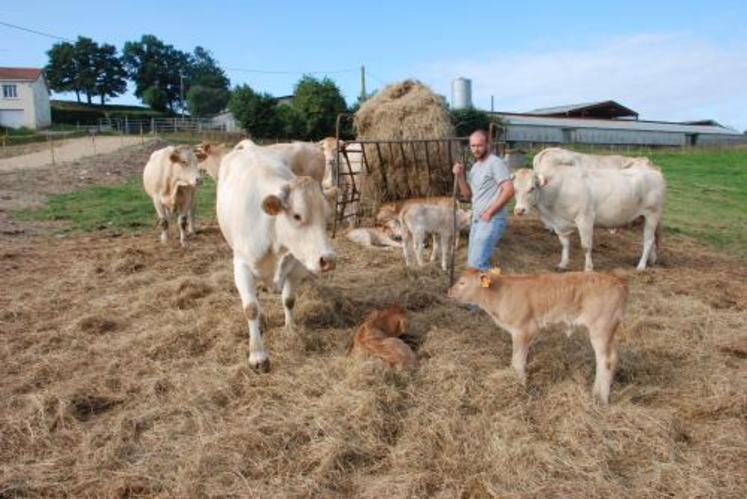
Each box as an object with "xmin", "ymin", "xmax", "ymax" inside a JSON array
[{"xmin": 3, "ymin": 0, "xmax": 746, "ymax": 130}]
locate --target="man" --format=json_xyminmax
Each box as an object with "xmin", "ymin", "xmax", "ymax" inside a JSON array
[{"xmin": 452, "ymin": 130, "xmax": 515, "ymax": 270}]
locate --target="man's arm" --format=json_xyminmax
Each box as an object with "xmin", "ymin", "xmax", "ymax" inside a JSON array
[
  {"xmin": 452, "ymin": 162, "xmax": 472, "ymax": 200},
  {"xmin": 481, "ymin": 180, "xmax": 515, "ymax": 220}
]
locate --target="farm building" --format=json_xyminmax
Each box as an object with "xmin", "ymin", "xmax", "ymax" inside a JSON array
[
  {"xmin": 0, "ymin": 67, "xmax": 51, "ymax": 129},
  {"xmin": 490, "ymin": 100, "xmax": 745, "ymax": 147}
]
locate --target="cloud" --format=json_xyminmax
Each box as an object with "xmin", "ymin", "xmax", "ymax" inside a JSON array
[{"xmin": 421, "ymin": 33, "xmax": 747, "ymax": 131}]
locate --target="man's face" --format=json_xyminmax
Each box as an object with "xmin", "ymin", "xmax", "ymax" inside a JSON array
[{"xmin": 470, "ymin": 134, "xmax": 488, "ymax": 160}]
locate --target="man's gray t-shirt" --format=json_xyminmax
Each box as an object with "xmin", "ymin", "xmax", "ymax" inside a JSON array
[{"xmin": 468, "ymin": 154, "xmax": 511, "ymax": 219}]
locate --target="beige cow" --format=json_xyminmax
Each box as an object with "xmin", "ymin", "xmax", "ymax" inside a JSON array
[
  {"xmin": 345, "ymin": 227, "xmax": 403, "ymax": 250},
  {"xmin": 533, "ymin": 147, "xmax": 655, "ymax": 171},
  {"xmin": 513, "ymin": 163, "xmax": 666, "ymax": 271},
  {"xmin": 143, "ymin": 145, "xmax": 201, "ymax": 246},
  {"xmin": 217, "ymin": 142, "xmax": 336, "ymax": 371},
  {"xmin": 448, "ymin": 268, "xmax": 628, "ymax": 404},
  {"xmin": 194, "ymin": 142, "xmax": 228, "ymax": 180}
]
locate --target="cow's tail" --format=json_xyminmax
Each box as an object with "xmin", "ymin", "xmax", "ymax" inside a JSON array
[{"xmin": 654, "ymin": 220, "xmax": 662, "ymax": 254}]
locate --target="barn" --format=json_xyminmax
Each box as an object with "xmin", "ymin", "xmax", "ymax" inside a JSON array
[
  {"xmin": 0, "ymin": 67, "xmax": 52, "ymax": 130},
  {"xmin": 491, "ymin": 100, "xmax": 745, "ymax": 148}
]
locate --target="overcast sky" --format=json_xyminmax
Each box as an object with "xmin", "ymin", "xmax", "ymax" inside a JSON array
[{"xmin": 3, "ymin": 0, "xmax": 745, "ymax": 130}]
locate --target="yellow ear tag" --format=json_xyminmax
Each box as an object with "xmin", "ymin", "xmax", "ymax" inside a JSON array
[
  {"xmin": 480, "ymin": 275, "xmax": 492, "ymax": 288},
  {"xmin": 489, "ymin": 267, "xmax": 502, "ymax": 276}
]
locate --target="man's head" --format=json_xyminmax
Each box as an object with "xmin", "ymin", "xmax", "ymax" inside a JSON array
[{"xmin": 469, "ymin": 130, "xmax": 489, "ymax": 161}]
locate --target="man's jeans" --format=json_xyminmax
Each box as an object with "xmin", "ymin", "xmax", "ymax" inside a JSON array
[{"xmin": 467, "ymin": 215, "xmax": 508, "ymax": 270}]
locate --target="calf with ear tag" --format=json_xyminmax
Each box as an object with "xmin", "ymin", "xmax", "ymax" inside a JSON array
[{"xmin": 479, "ymin": 267, "xmax": 501, "ymax": 288}]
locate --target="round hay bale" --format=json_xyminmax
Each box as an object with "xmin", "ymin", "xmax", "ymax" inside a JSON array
[{"xmin": 354, "ymin": 80, "xmax": 456, "ymax": 202}]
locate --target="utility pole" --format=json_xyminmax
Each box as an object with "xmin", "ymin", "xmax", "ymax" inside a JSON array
[
  {"xmin": 491, "ymin": 95, "xmax": 494, "ymax": 113},
  {"xmin": 360, "ymin": 65, "xmax": 366, "ymax": 102},
  {"xmin": 180, "ymin": 72, "xmax": 185, "ymax": 121}
]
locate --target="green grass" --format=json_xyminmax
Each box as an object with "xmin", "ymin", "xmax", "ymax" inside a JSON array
[
  {"xmin": 17, "ymin": 176, "xmax": 217, "ymax": 232},
  {"xmin": 647, "ymin": 148, "xmax": 747, "ymax": 258}
]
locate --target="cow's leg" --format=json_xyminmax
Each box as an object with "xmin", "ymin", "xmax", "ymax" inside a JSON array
[
  {"xmin": 556, "ymin": 230, "xmax": 572, "ymax": 270},
  {"xmin": 577, "ymin": 221, "xmax": 594, "ymax": 272},
  {"xmin": 153, "ymin": 200, "xmax": 169, "ymax": 243},
  {"xmin": 281, "ymin": 263, "xmax": 304, "ymax": 332},
  {"xmin": 178, "ymin": 211, "xmax": 189, "ymax": 248},
  {"xmin": 589, "ymin": 320, "xmax": 619, "ymax": 405},
  {"xmin": 413, "ymin": 227, "xmax": 427, "ymax": 267},
  {"xmin": 233, "ymin": 256, "xmax": 269, "ymax": 372},
  {"xmin": 509, "ymin": 324, "xmax": 537, "ymax": 386},
  {"xmin": 440, "ymin": 232, "xmax": 453, "ymax": 271},
  {"xmin": 429, "ymin": 234, "xmax": 439, "ymax": 263},
  {"xmin": 637, "ymin": 214, "xmax": 659, "ymax": 271},
  {"xmin": 401, "ymin": 226, "xmax": 415, "ymax": 267}
]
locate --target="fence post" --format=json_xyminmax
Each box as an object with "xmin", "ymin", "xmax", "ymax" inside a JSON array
[
  {"xmin": 174, "ymin": 118, "xmax": 177, "ymax": 133},
  {"xmin": 140, "ymin": 123, "xmax": 144, "ymax": 144},
  {"xmin": 48, "ymin": 135, "xmax": 55, "ymax": 166},
  {"xmin": 124, "ymin": 115, "xmax": 129, "ymax": 135},
  {"xmin": 151, "ymin": 118, "xmax": 156, "ymax": 136}
]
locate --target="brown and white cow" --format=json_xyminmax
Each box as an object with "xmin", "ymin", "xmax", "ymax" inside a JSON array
[
  {"xmin": 513, "ymin": 163, "xmax": 666, "ymax": 271},
  {"xmin": 194, "ymin": 142, "xmax": 228, "ymax": 180},
  {"xmin": 217, "ymin": 142, "xmax": 336, "ymax": 371},
  {"xmin": 448, "ymin": 268, "xmax": 628, "ymax": 404},
  {"xmin": 143, "ymin": 145, "xmax": 201, "ymax": 246},
  {"xmin": 349, "ymin": 303, "xmax": 417, "ymax": 368}
]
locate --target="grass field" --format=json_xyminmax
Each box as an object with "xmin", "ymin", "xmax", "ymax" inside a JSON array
[{"xmin": 18, "ymin": 146, "xmax": 747, "ymax": 261}]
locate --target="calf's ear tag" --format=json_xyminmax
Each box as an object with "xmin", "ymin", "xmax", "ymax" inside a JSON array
[
  {"xmin": 480, "ymin": 274, "xmax": 492, "ymax": 288},
  {"xmin": 489, "ymin": 267, "xmax": 501, "ymax": 276}
]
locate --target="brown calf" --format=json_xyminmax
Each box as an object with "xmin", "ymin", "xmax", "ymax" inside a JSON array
[
  {"xmin": 349, "ymin": 304, "xmax": 417, "ymax": 368},
  {"xmin": 448, "ymin": 268, "xmax": 628, "ymax": 404}
]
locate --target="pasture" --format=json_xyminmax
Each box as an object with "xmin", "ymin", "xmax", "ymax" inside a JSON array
[{"xmin": 1, "ymin": 144, "xmax": 745, "ymax": 497}]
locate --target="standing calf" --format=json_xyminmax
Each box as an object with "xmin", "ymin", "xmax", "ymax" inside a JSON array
[{"xmin": 448, "ymin": 268, "xmax": 628, "ymax": 404}]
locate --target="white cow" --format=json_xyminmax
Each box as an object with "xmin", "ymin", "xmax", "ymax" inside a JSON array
[
  {"xmin": 217, "ymin": 143, "xmax": 336, "ymax": 371},
  {"xmin": 398, "ymin": 197, "xmax": 472, "ymax": 271},
  {"xmin": 143, "ymin": 145, "xmax": 201, "ymax": 247},
  {"xmin": 533, "ymin": 147, "xmax": 654, "ymax": 171},
  {"xmin": 317, "ymin": 137, "xmax": 366, "ymax": 224},
  {"xmin": 512, "ymin": 165, "xmax": 666, "ymax": 271}
]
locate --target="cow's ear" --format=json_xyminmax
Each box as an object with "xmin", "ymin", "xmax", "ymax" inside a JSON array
[
  {"xmin": 203, "ymin": 144, "xmax": 211, "ymax": 154},
  {"xmin": 170, "ymin": 151, "xmax": 183, "ymax": 164},
  {"xmin": 262, "ymin": 195, "xmax": 284, "ymax": 215},
  {"xmin": 479, "ymin": 273, "xmax": 492, "ymax": 288},
  {"xmin": 536, "ymin": 174, "xmax": 549, "ymax": 187}
]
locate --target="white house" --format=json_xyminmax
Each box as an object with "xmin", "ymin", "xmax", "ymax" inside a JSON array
[{"xmin": 0, "ymin": 67, "xmax": 52, "ymax": 129}]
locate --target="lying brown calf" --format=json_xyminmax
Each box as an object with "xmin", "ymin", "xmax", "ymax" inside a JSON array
[
  {"xmin": 448, "ymin": 268, "xmax": 628, "ymax": 404},
  {"xmin": 349, "ymin": 304, "xmax": 417, "ymax": 368}
]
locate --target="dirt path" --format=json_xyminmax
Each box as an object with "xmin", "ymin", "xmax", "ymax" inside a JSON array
[{"xmin": 0, "ymin": 136, "xmax": 151, "ymax": 172}]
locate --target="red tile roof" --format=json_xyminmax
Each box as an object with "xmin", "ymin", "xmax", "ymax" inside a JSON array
[{"xmin": 0, "ymin": 67, "xmax": 43, "ymax": 81}]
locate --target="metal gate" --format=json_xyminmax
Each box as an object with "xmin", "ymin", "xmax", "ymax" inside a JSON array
[{"xmin": 331, "ymin": 114, "xmax": 504, "ymax": 235}]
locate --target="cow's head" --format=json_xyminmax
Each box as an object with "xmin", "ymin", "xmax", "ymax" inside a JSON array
[
  {"xmin": 194, "ymin": 143, "xmax": 226, "ymax": 180},
  {"xmin": 512, "ymin": 168, "xmax": 547, "ymax": 216},
  {"xmin": 367, "ymin": 303, "xmax": 407, "ymax": 337},
  {"xmin": 457, "ymin": 209, "xmax": 472, "ymax": 232},
  {"xmin": 261, "ymin": 176, "xmax": 336, "ymax": 274},
  {"xmin": 170, "ymin": 145, "xmax": 201, "ymax": 187},
  {"xmin": 448, "ymin": 267, "xmax": 500, "ymax": 305}
]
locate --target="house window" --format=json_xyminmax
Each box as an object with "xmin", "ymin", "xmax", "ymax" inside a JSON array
[{"xmin": 3, "ymin": 84, "xmax": 18, "ymax": 99}]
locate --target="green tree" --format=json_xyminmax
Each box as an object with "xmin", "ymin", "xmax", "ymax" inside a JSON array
[
  {"xmin": 450, "ymin": 108, "xmax": 499, "ymax": 137},
  {"xmin": 186, "ymin": 85, "xmax": 230, "ymax": 117},
  {"xmin": 275, "ymin": 104, "xmax": 305, "ymax": 139},
  {"xmin": 45, "ymin": 41, "xmax": 80, "ymax": 101},
  {"xmin": 122, "ymin": 35, "xmax": 191, "ymax": 112},
  {"xmin": 292, "ymin": 75, "xmax": 347, "ymax": 140},
  {"xmin": 185, "ymin": 46, "xmax": 230, "ymax": 116},
  {"xmin": 73, "ymin": 36, "xmax": 99, "ymax": 104},
  {"xmin": 229, "ymin": 85, "xmax": 281, "ymax": 138},
  {"xmin": 93, "ymin": 43, "xmax": 127, "ymax": 105}
]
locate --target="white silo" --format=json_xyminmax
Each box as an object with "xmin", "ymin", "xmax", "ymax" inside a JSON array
[{"xmin": 451, "ymin": 77, "xmax": 473, "ymax": 109}]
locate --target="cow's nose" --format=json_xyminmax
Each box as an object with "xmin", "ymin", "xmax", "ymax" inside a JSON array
[
  {"xmin": 514, "ymin": 207, "xmax": 526, "ymax": 216},
  {"xmin": 320, "ymin": 255, "xmax": 336, "ymax": 272}
]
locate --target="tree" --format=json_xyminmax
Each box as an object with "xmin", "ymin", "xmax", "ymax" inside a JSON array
[
  {"xmin": 229, "ymin": 85, "xmax": 282, "ymax": 138},
  {"xmin": 122, "ymin": 35, "xmax": 191, "ymax": 112},
  {"xmin": 185, "ymin": 46, "xmax": 230, "ymax": 116},
  {"xmin": 45, "ymin": 41, "xmax": 79, "ymax": 101},
  {"xmin": 73, "ymin": 36, "xmax": 99, "ymax": 104},
  {"xmin": 450, "ymin": 108, "xmax": 498, "ymax": 137},
  {"xmin": 275, "ymin": 104, "xmax": 305, "ymax": 139},
  {"xmin": 93, "ymin": 43, "xmax": 127, "ymax": 105},
  {"xmin": 292, "ymin": 75, "xmax": 347, "ymax": 140},
  {"xmin": 186, "ymin": 85, "xmax": 230, "ymax": 117}
]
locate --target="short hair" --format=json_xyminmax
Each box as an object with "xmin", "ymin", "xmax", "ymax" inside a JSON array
[{"xmin": 469, "ymin": 129, "xmax": 488, "ymax": 142}]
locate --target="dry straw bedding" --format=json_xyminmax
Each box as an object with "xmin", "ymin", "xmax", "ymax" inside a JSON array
[{"xmin": 1, "ymin": 215, "xmax": 745, "ymax": 497}]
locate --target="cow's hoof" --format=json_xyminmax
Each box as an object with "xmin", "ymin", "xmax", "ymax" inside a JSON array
[{"xmin": 250, "ymin": 358, "xmax": 271, "ymax": 373}]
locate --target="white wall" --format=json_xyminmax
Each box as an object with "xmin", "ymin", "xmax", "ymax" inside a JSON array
[{"xmin": 0, "ymin": 77, "xmax": 50, "ymax": 129}]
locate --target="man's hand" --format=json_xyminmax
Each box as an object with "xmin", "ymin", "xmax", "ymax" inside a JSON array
[
  {"xmin": 452, "ymin": 162, "xmax": 464, "ymax": 176},
  {"xmin": 480, "ymin": 210, "xmax": 492, "ymax": 222}
]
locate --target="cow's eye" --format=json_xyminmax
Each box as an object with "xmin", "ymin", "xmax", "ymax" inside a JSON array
[{"xmin": 293, "ymin": 213, "xmax": 302, "ymax": 222}]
